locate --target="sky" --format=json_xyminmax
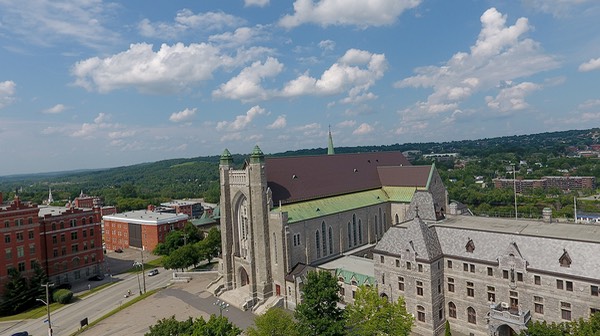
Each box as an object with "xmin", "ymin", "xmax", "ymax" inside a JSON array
[{"xmin": 1, "ymin": 0, "xmax": 599, "ymax": 176}]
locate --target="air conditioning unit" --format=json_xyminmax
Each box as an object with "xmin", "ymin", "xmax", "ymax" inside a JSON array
[{"xmin": 501, "ymin": 302, "xmax": 509, "ymax": 309}]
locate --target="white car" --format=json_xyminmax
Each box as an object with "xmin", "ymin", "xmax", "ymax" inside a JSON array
[{"xmin": 148, "ymin": 269, "xmax": 159, "ymax": 276}]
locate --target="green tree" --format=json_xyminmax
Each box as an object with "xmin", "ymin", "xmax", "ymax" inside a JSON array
[
  {"xmin": 29, "ymin": 261, "xmax": 49, "ymax": 301},
  {"xmin": 295, "ymin": 270, "xmax": 345, "ymax": 336},
  {"xmin": 345, "ymin": 285, "xmax": 413, "ymax": 336},
  {"xmin": 145, "ymin": 315, "xmax": 241, "ymax": 336},
  {"xmin": 246, "ymin": 307, "xmax": 299, "ymax": 336},
  {"xmin": 444, "ymin": 320, "xmax": 451, "ymax": 336},
  {"xmin": 183, "ymin": 222, "xmax": 202, "ymax": 245},
  {"xmin": 520, "ymin": 320, "xmax": 569, "ymax": 336},
  {"xmin": 203, "ymin": 227, "xmax": 222, "ymax": 262},
  {"xmin": 2, "ymin": 268, "xmax": 31, "ymax": 315}
]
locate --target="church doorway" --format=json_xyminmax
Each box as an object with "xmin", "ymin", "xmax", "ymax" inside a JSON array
[
  {"xmin": 497, "ymin": 324, "xmax": 517, "ymax": 336},
  {"xmin": 239, "ymin": 267, "xmax": 250, "ymax": 287},
  {"xmin": 276, "ymin": 284, "xmax": 281, "ymax": 296}
]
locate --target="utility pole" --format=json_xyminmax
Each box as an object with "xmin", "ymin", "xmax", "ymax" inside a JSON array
[
  {"xmin": 37, "ymin": 283, "xmax": 54, "ymax": 336},
  {"xmin": 141, "ymin": 248, "xmax": 146, "ymax": 293}
]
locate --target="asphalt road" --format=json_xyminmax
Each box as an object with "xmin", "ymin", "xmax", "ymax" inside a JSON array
[{"xmin": 2, "ymin": 268, "xmax": 172, "ymax": 336}]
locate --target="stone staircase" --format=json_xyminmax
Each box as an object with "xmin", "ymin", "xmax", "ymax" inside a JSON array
[
  {"xmin": 217, "ymin": 285, "xmax": 252, "ymax": 310},
  {"xmin": 253, "ymin": 295, "xmax": 284, "ymax": 315}
]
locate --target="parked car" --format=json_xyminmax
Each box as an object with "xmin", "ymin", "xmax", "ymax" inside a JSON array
[
  {"xmin": 114, "ymin": 248, "xmax": 123, "ymax": 253},
  {"xmin": 11, "ymin": 332, "xmax": 29, "ymax": 336},
  {"xmin": 147, "ymin": 269, "xmax": 159, "ymax": 276},
  {"xmin": 88, "ymin": 274, "xmax": 105, "ymax": 281}
]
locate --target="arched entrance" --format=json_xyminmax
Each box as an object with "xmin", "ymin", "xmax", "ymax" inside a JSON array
[
  {"xmin": 239, "ymin": 266, "xmax": 250, "ymax": 287},
  {"xmin": 497, "ymin": 324, "xmax": 517, "ymax": 336}
]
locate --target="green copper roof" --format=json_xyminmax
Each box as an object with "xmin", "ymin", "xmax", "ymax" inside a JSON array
[
  {"xmin": 271, "ymin": 187, "xmax": 417, "ymax": 223},
  {"xmin": 336, "ymin": 269, "xmax": 374, "ymax": 286},
  {"xmin": 220, "ymin": 148, "xmax": 233, "ymax": 165},
  {"xmin": 250, "ymin": 145, "xmax": 264, "ymax": 163}
]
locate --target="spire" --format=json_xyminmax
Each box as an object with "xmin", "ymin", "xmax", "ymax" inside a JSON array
[
  {"xmin": 250, "ymin": 145, "xmax": 264, "ymax": 163},
  {"xmin": 220, "ymin": 148, "xmax": 233, "ymax": 166},
  {"xmin": 48, "ymin": 187, "xmax": 54, "ymax": 204},
  {"xmin": 327, "ymin": 125, "xmax": 335, "ymax": 155}
]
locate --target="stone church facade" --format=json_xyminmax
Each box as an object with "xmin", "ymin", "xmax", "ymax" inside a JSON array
[{"xmin": 218, "ymin": 145, "xmax": 448, "ymax": 310}]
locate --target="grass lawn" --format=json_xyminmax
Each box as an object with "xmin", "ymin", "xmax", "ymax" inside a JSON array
[{"xmin": 0, "ymin": 302, "xmax": 65, "ymax": 322}]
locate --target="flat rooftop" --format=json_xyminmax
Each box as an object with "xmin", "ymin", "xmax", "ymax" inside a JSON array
[
  {"xmin": 160, "ymin": 200, "xmax": 202, "ymax": 207},
  {"xmin": 319, "ymin": 255, "xmax": 374, "ymax": 277},
  {"xmin": 431, "ymin": 215, "xmax": 600, "ymax": 244},
  {"xmin": 103, "ymin": 210, "xmax": 188, "ymax": 225}
]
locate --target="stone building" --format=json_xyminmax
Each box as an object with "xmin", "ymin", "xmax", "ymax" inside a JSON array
[
  {"xmin": 217, "ymin": 143, "xmax": 447, "ymax": 311},
  {"xmin": 373, "ymin": 207, "xmax": 600, "ymax": 335}
]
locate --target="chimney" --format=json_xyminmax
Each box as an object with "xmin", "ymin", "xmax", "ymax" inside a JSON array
[{"xmin": 542, "ymin": 207, "xmax": 552, "ymax": 223}]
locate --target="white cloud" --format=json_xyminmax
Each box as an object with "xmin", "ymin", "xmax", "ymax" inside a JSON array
[
  {"xmin": 73, "ymin": 113, "xmax": 114, "ymax": 138},
  {"xmin": 94, "ymin": 113, "xmax": 111, "ymax": 124},
  {"xmin": 209, "ymin": 26, "xmax": 267, "ymax": 48},
  {"xmin": 108, "ymin": 130, "xmax": 136, "ymax": 139},
  {"xmin": 578, "ymin": 57, "xmax": 600, "ymax": 72},
  {"xmin": 220, "ymin": 132, "xmax": 243, "ymax": 142},
  {"xmin": 295, "ymin": 123, "xmax": 322, "ymax": 137},
  {"xmin": 396, "ymin": 8, "xmax": 558, "ymax": 117},
  {"xmin": 522, "ymin": 0, "xmax": 593, "ymax": 17},
  {"xmin": 267, "ymin": 115, "xmax": 287, "ymax": 129},
  {"xmin": 353, "ymin": 123, "xmax": 374, "ymax": 135},
  {"xmin": 244, "ymin": 0, "xmax": 270, "ymax": 7},
  {"xmin": 0, "ymin": 0, "xmax": 119, "ymax": 49},
  {"xmin": 72, "ymin": 42, "xmax": 247, "ymax": 93},
  {"xmin": 279, "ymin": 0, "xmax": 422, "ymax": 28},
  {"xmin": 216, "ymin": 105, "xmax": 266, "ymax": 131},
  {"xmin": 42, "ymin": 104, "xmax": 67, "ymax": 114},
  {"xmin": 319, "ymin": 40, "xmax": 336, "ymax": 51},
  {"xmin": 485, "ymin": 82, "xmax": 541, "ymax": 112},
  {"xmin": 0, "ymin": 80, "xmax": 16, "ymax": 109},
  {"xmin": 213, "ymin": 57, "xmax": 283, "ymax": 102},
  {"xmin": 169, "ymin": 108, "xmax": 197, "ymax": 122},
  {"xmin": 138, "ymin": 9, "xmax": 243, "ymax": 39},
  {"xmin": 579, "ymin": 99, "xmax": 600, "ymax": 110},
  {"xmin": 280, "ymin": 49, "xmax": 387, "ymax": 103},
  {"xmin": 337, "ymin": 120, "xmax": 356, "ymax": 128}
]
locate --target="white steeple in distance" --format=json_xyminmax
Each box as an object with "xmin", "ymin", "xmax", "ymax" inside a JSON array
[{"xmin": 48, "ymin": 187, "xmax": 54, "ymax": 204}]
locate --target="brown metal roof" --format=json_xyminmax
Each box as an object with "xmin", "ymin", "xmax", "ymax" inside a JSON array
[
  {"xmin": 377, "ymin": 165, "xmax": 432, "ymax": 187},
  {"xmin": 265, "ymin": 152, "xmax": 411, "ymax": 205}
]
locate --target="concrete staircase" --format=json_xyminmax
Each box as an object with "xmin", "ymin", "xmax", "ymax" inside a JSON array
[
  {"xmin": 253, "ymin": 295, "xmax": 284, "ymax": 315},
  {"xmin": 217, "ymin": 285, "xmax": 252, "ymax": 310}
]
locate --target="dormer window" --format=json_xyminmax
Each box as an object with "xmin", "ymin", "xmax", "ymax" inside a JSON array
[
  {"xmin": 466, "ymin": 238, "xmax": 475, "ymax": 253},
  {"xmin": 559, "ymin": 249, "xmax": 572, "ymax": 268}
]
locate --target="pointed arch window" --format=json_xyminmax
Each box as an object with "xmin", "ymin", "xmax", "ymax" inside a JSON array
[
  {"xmin": 358, "ymin": 219, "xmax": 362, "ymax": 244},
  {"xmin": 448, "ymin": 302, "xmax": 456, "ymax": 318},
  {"xmin": 352, "ymin": 214, "xmax": 357, "ymax": 246},
  {"xmin": 322, "ymin": 222, "xmax": 327, "ymax": 256},
  {"xmin": 316, "ymin": 231, "xmax": 321, "ymax": 259},
  {"xmin": 467, "ymin": 307, "xmax": 476, "ymax": 324},
  {"xmin": 328, "ymin": 226, "xmax": 333, "ymax": 255},
  {"xmin": 347, "ymin": 222, "xmax": 352, "ymax": 248}
]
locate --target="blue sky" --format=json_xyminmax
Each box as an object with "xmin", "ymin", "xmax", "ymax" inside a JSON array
[{"xmin": 1, "ymin": 0, "xmax": 599, "ymax": 176}]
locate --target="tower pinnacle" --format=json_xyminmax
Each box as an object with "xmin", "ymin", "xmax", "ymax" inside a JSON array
[{"xmin": 327, "ymin": 125, "xmax": 335, "ymax": 155}]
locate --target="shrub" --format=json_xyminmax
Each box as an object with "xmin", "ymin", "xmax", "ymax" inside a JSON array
[{"xmin": 52, "ymin": 289, "xmax": 73, "ymax": 304}]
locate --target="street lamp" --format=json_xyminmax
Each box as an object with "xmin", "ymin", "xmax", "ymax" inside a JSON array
[
  {"xmin": 37, "ymin": 283, "xmax": 53, "ymax": 336},
  {"xmin": 214, "ymin": 299, "xmax": 229, "ymax": 317},
  {"xmin": 134, "ymin": 261, "xmax": 143, "ymax": 295}
]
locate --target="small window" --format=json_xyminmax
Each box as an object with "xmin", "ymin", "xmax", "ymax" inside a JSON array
[
  {"xmin": 463, "ymin": 263, "xmax": 469, "ymax": 271},
  {"xmin": 417, "ymin": 281, "xmax": 424, "ymax": 296},
  {"xmin": 418, "ymin": 264, "xmax": 423, "ymax": 272},
  {"xmin": 487, "ymin": 267, "xmax": 493, "ymax": 276},
  {"xmin": 449, "ymin": 302, "xmax": 456, "ymax": 318},
  {"xmin": 417, "ymin": 305, "xmax": 425, "ymax": 322},
  {"xmin": 380, "ymin": 256, "xmax": 384, "ymax": 263},
  {"xmin": 561, "ymin": 302, "xmax": 572, "ymax": 321},
  {"xmin": 447, "ymin": 260, "xmax": 452, "ymax": 269},
  {"xmin": 566, "ymin": 281, "xmax": 573, "ymax": 292},
  {"xmin": 557, "ymin": 279, "xmax": 564, "ymax": 290},
  {"xmin": 534, "ymin": 275, "xmax": 541, "ymax": 285},
  {"xmin": 467, "ymin": 282, "xmax": 474, "ymax": 297},
  {"xmin": 398, "ymin": 277, "xmax": 405, "ymax": 291},
  {"xmin": 517, "ymin": 272, "xmax": 523, "ymax": 282},
  {"xmin": 467, "ymin": 307, "xmax": 476, "ymax": 324},
  {"xmin": 448, "ymin": 277, "xmax": 455, "ymax": 292},
  {"xmin": 591, "ymin": 285, "xmax": 599, "ymax": 297},
  {"xmin": 396, "ymin": 259, "xmax": 400, "ymax": 267},
  {"xmin": 406, "ymin": 262, "xmax": 412, "ymax": 270},
  {"xmin": 470, "ymin": 264, "xmax": 475, "ymax": 273},
  {"xmin": 503, "ymin": 270, "xmax": 509, "ymax": 279}
]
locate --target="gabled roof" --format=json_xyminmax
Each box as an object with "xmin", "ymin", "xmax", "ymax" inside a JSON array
[
  {"xmin": 377, "ymin": 165, "xmax": 433, "ymax": 188},
  {"xmin": 266, "ymin": 152, "xmax": 411, "ymax": 205}
]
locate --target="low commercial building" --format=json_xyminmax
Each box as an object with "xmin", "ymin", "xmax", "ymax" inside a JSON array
[{"xmin": 103, "ymin": 210, "xmax": 189, "ymax": 252}]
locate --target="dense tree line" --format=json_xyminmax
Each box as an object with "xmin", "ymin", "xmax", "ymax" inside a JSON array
[
  {"xmin": 1, "ymin": 261, "xmax": 49, "ymax": 316},
  {"xmin": 154, "ymin": 223, "xmax": 222, "ymax": 271}
]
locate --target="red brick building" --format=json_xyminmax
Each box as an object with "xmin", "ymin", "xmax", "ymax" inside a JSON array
[
  {"xmin": 39, "ymin": 205, "xmax": 104, "ymax": 285},
  {"xmin": 103, "ymin": 210, "xmax": 188, "ymax": 252},
  {"xmin": 0, "ymin": 194, "xmax": 43, "ymax": 295}
]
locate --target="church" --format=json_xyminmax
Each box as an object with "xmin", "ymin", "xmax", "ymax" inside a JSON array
[{"xmin": 217, "ymin": 134, "xmax": 447, "ymax": 311}]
